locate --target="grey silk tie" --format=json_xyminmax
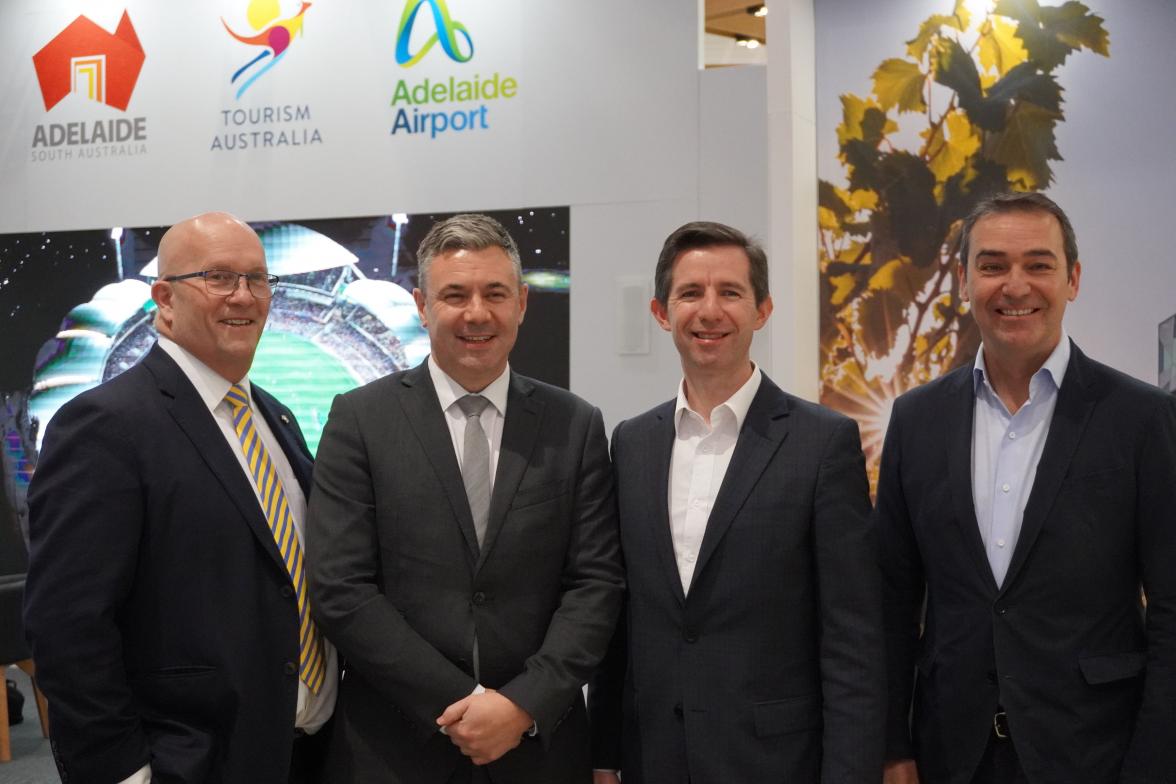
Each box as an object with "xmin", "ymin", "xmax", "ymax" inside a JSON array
[{"xmin": 457, "ymin": 394, "xmax": 492, "ymax": 548}]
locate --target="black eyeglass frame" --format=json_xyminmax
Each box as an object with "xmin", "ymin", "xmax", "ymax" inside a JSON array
[{"xmin": 162, "ymin": 269, "xmax": 281, "ymax": 299}]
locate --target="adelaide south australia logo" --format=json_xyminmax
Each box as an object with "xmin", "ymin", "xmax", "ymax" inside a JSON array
[
  {"xmin": 30, "ymin": 10, "xmax": 147, "ymax": 162},
  {"xmin": 391, "ymin": 0, "xmax": 518, "ymax": 140}
]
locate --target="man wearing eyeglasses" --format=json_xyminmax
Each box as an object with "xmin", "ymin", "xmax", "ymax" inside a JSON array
[{"xmin": 24, "ymin": 212, "xmax": 337, "ymax": 783}]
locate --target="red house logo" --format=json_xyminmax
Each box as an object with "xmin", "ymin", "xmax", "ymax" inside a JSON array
[{"xmin": 32, "ymin": 11, "xmax": 145, "ymax": 112}]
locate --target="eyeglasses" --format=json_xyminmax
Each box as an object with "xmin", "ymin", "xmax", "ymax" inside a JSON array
[{"xmin": 163, "ymin": 269, "xmax": 280, "ymax": 299}]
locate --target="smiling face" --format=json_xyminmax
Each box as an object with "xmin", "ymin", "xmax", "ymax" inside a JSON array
[
  {"xmin": 959, "ymin": 208, "xmax": 1081, "ymax": 373},
  {"xmin": 652, "ymin": 244, "xmax": 772, "ymax": 382},
  {"xmin": 151, "ymin": 213, "xmax": 269, "ymax": 383},
  {"xmin": 413, "ymin": 245, "xmax": 528, "ymax": 392}
]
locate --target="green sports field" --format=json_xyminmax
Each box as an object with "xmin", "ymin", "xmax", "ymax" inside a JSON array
[{"xmin": 249, "ymin": 331, "xmax": 361, "ymax": 456}]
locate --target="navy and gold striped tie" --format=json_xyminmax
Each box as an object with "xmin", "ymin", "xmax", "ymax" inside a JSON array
[{"xmin": 224, "ymin": 384, "xmax": 326, "ymax": 694}]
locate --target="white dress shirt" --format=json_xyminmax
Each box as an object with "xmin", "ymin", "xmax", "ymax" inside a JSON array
[
  {"xmin": 669, "ymin": 365, "xmax": 762, "ymax": 594},
  {"xmin": 428, "ymin": 356, "xmax": 510, "ymax": 491},
  {"xmin": 119, "ymin": 340, "xmax": 340, "ymax": 784},
  {"xmin": 971, "ymin": 333, "xmax": 1070, "ymax": 588}
]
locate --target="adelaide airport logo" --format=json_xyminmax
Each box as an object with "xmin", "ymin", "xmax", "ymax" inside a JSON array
[
  {"xmin": 395, "ymin": 0, "xmax": 473, "ymax": 67},
  {"xmin": 29, "ymin": 11, "xmax": 148, "ymax": 163},
  {"xmin": 390, "ymin": 0, "xmax": 517, "ymax": 141},
  {"xmin": 222, "ymin": 0, "xmax": 312, "ymax": 99}
]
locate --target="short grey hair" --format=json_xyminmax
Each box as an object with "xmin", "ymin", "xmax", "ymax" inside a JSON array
[
  {"xmin": 958, "ymin": 192, "xmax": 1079, "ymax": 275},
  {"xmin": 416, "ymin": 213, "xmax": 522, "ymax": 292}
]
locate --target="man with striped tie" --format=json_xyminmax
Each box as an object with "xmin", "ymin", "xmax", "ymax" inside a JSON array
[{"xmin": 25, "ymin": 212, "xmax": 336, "ymax": 783}]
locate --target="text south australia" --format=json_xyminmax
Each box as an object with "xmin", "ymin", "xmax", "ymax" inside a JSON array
[{"xmin": 391, "ymin": 72, "xmax": 517, "ymax": 139}]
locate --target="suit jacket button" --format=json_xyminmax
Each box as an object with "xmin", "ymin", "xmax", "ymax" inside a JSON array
[
  {"xmin": 683, "ymin": 629, "xmax": 697, "ymax": 643},
  {"xmin": 281, "ymin": 585, "xmax": 294, "ymax": 598},
  {"xmin": 986, "ymin": 669, "xmax": 998, "ymax": 684},
  {"xmin": 473, "ymin": 591, "xmax": 487, "ymax": 606},
  {"xmin": 673, "ymin": 703, "xmax": 684, "ymax": 718},
  {"xmin": 284, "ymin": 661, "xmax": 297, "ymax": 676}
]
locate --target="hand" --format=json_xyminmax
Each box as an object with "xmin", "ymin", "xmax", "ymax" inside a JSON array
[
  {"xmin": 436, "ymin": 689, "xmax": 534, "ymax": 765},
  {"xmin": 593, "ymin": 772, "xmax": 622, "ymax": 784},
  {"xmin": 883, "ymin": 759, "xmax": 919, "ymax": 784}
]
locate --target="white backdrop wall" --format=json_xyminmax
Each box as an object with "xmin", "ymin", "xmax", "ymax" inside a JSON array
[{"xmin": 0, "ymin": 0, "xmax": 758, "ymax": 429}]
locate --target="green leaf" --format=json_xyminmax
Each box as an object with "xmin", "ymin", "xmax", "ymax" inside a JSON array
[
  {"xmin": 858, "ymin": 288, "xmax": 909, "ymax": 359},
  {"xmin": 906, "ymin": 10, "xmax": 967, "ymax": 60},
  {"xmin": 933, "ymin": 39, "xmax": 990, "ymax": 128},
  {"xmin": 994, "ymin": 0, "xmax": 1109, "ymax": 70},
  {"xmin": 875, "ymin": 152, "xmax": 941, "ymax": 268},
  {"xmin": 978, "ymin": 15, "xmax": 1028, "ymax": 76},
  {"xmin": 924, "ymin": 109, "xmax": 981, "ymax": 184},
  {"xmin": 986, "ymin": 62, "xmax": 1062, "ymax": 113},
  {"xmin": 985, "ymin": 102, "xmax": 1061, "ymax": 190},
  {"xmin": 872, "ymin": 58, "xmax": 927, "ymax": 113}
]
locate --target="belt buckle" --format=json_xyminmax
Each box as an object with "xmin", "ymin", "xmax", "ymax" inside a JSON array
[{"xmin": 992, "ymin": 710, "xmax": 1009, "ymax": 739}]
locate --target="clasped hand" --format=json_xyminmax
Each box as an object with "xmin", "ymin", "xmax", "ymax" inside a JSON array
[{"xmin": 437, "ymin": 689, "xmax": 534, "ymax": 765}]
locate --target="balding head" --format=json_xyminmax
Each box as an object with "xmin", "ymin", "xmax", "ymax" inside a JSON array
[{"xmin": 151, "ymin": 212, "xmax": 270, "ymax": 383}]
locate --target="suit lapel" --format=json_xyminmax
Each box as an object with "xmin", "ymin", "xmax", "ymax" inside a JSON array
[
  {"xmin": 690, "ymin": 378, "xmax": 790, "ymax": 594},
  {"xmin": 396, "ymin": 364, "xmax": 481, "ymax": 562},
  {"xmin": 1000, "ymin": 342, "xmax": 1096, "ymax": 594},
  {"xmin": 143, "ymin": 347, "xmax": 291, "ymax": 578},
  {"xmin": 945, "ymin": 366, "xmax": 999, "ymax": 593},
  {"xmin": 647, "ymin": 403, "xmax": 685, "ymax": 605},
  {"xmin": 253, "ymin": 385, "xmax": 313, "ymax": 496},
  {"xmin": 477, "ymin": 373, "xmax": 542, "ymax": 571}
]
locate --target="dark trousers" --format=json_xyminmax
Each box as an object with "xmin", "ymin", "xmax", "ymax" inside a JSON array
[
  {"xmin": 447, "ymin": 763, "xmax": 492, "ymax": 784},
  {"xmin": 970, "ymin": 730, "xmax": 1028, "ymax": 784},
  {"xmin": 289, "ymin": 722, "xmax": 332, "ymax": 784}
]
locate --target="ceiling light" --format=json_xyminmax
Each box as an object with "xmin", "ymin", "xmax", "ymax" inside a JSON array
[{"xmin": 748, "ymin": 4, "xmax": 768, "ymax": 17}]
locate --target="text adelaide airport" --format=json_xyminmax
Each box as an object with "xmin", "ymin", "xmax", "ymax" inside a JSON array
[{"xmin": 391, "ymin": 72, "xmax": 517, "ymax": 139}]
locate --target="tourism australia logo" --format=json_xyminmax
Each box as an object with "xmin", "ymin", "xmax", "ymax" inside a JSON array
[
  {"xmin": 28, "ymin": 10, "xmax": 148, "ymax": 163},
  {"xmin": 212, "ymin": 0, "xmax": 323, "ymax": 152}
]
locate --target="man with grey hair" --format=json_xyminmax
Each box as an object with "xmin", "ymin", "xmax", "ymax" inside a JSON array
[{"xmin": 307, "ymin": 213, "xmax": 624, "ymax": 783}]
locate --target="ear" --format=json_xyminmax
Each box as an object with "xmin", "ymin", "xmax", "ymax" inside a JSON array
[
  {"xmin": 151, "ymin": 279, "xmax": 174, "ymax": 329},
  {"xmin": 650, "ymin": 297, "xmax": 671, "ymax": 332},
  {"xmin": 413, "ymin": 288, "xmax": 428, "ymax": 327},
  {"xmin": 754, "ymin": 294, "xmax": 773, "ymax": 330},
  {"xmin": 517, "ymin": 283, "xmax": 529, "ymax": 325},
  {"xmin": 1067, "ymin": 260, "xmax": 1081, "ymax": 302},
  {"xmin": 956, "ymin": 259, "xmax": 970, "ymax": 303}
]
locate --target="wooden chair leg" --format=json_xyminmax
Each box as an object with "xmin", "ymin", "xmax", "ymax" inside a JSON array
[
  {"xmin": 0, "ymin": 668, "xmax": 11, "ymax": 763},
  {"xmin": 14, "ymin": 661, "xmax": 48, "ymax": 739}
]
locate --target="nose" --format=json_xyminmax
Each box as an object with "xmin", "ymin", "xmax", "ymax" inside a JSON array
[
  {"xmin": 698, "ymin": 289, "xmax": 723, "ymax": 319},
  {"xmin": 464, "ymin": 293, "xmax": 490, "ymax": 322},
  {"xmin": 226, "ymin": 274, "xmax": 255, "ymax": 302},
  {"xmin": 1002, "ymin": 266, "xmax": 1031, "ymax": 298}
]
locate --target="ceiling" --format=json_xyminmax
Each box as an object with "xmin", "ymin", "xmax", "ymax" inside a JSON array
[{"xmin": 705, "ymin": 0, "xmax": 767, "ymax": 44}]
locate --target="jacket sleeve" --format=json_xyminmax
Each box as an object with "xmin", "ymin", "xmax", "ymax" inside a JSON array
[
  {"xmin": 23, "ymin": 394, "xmax": 152, "ymax": 783},
  {"xmin": 873, "ymin": 398, "xmax": 925, "ymax": 763},
  {"xmin": 813, "ymin": 415, "xmax": 888, "ymax": 782},
  {"xmin": 1121, "ymin": 392, "xmax": 1176, "ymax": 783}
]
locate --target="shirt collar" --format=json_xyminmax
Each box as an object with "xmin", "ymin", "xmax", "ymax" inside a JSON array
[
  {"xmin": 428, "ymin": 356, "xmax": 510, "ymax": 417},
  {"xmin": 157, "ymin": 336, "xmax": 250, "ymax": 414},
  {"xmin": 674, "ymin": 363, "xmax": 762, "ymax": 433},
  {"xmin": 973, "ymin": 330, "xmax": 1071, "ymax": 397}
]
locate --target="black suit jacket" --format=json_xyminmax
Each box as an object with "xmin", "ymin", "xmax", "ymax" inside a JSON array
[
  {"xmin": 589, "ymin": 374, "xmax": 886, "ymax": 783},
  {"xmin": 306, "ymin": 362, "xmax": 624, "ymax": 784},
  {"xmin": 24, "ymin": 344, "xmax": 317, "ymax": 783},
  {"xmin": 877, "ymin": 342, "xmax": 1176, "ymax": 784}
]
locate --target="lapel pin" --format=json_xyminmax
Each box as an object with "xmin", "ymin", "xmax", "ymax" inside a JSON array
[{"xmin": 280, "ymin": 414, "xmax": 290, "ymax": 424}]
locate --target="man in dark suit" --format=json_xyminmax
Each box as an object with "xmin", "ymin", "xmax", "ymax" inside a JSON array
[
  {"xmin": 305, "ymin": 213, "xmax": 624, "ymax": 784},
  {"xmin": 589, "ymin": 221, "xmax": 885, "ymax": 783},
  {"xmin": 24, "ymin": 212, "xmax": 336, "ymax": 783},
  {"xmin": 878, "ymin": 192, "xmax": 1176, "ymax": 784}
]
